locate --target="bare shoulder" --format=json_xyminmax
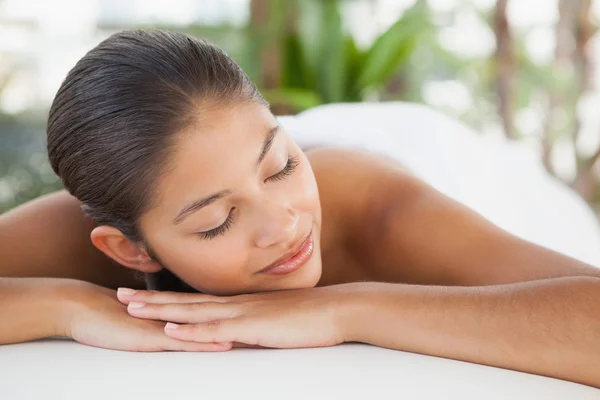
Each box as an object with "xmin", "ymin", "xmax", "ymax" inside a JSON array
[
  {"xmin": 304, "ymin": 147, "xmax": 422, "ymax": 248},
  {"xmin": 305, "ymin": 146, "xmax": 413, "ymax": 174},
  {"xmin": 305, "ymin": 146, "xmax": 418, "ymax": 215},
  {"xmin": 1, "ymin": 190, "xmax": 142, "ymax": 289},
  {"xmin": 1, "ymin": 190, "xmax": 86, "ymax": 240}
]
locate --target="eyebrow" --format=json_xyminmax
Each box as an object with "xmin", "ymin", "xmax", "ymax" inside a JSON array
[
  {"xmin": 172, "ymin": 125, "xmax": 280, "ymax": 225},
  {"xmin": 256, "ymin": 125, "xmax": 279, "ymax": 167}
]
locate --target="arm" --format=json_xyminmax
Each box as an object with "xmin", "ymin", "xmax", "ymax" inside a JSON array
[
  {"xmin": 0, "ymin": 191, "xmax": 148, "ymax": 345},
  {"xmin": 0, "ymin": 190, "xmax": 143, "ymax": 289},
  {"xmin": 0, "ymin": 191, "xmax": 155, "ymax": 345},
  {"xmin": 309, "ymin": 148, "xmax": 600, "ymax": 386},
  {"xmin": 113, "ymin": 277, "xmax": 600, "ymax": 386},
  {"xmin": 342, "ymin": 278, "xmax": 600, "ymax": 388},
  {"xmin": 343, "ymin": 150, "xmax": 600, "ymax": 387},
  {"xmin": 0, "ymin": 277, "xmax": 81, "ymax": 344},
  {"xmin": 0, "ymin": 276, "xmax": 227, "ymax": 351}
]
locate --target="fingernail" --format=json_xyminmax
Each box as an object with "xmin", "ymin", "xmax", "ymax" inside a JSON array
[
  {"xmin": 128, "ymin": 302, "xmax": 145, "ymax": 309},
  {"xmin": 165, "ymin": 323, "xmax": 179, "ymax": 330},
  {"xmin": 118, "ymin": 288, "xmax": 136, "ymax": 296}
]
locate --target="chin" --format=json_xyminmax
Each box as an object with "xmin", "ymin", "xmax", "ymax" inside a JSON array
[
  {"xmin": 273, "ymin": 247, "xmax": 323, "ymax": 291},
  {"xmin": 293, "ymin": 257, "xmax": 323, "ymax": 289}
]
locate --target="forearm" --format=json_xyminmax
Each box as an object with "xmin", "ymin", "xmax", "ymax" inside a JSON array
[
  {"xmin": 342, "ymin": 277, "xmax": 600, "ymax": 388},
  {"xmin": 0, "ymin": 277, "xmax": 81, "ymax": 345}
]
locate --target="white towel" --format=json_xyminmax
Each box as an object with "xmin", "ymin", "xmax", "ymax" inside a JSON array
[{"xmin": 278, "ymin": 102, "xmax": 600, "ymax": 267}]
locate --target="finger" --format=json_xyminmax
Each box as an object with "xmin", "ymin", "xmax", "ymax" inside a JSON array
[
  {"xmin": 117, "ymin": 288, "xmax": 230, "ymax": 305},
  {"xmin": 127, "ymin": 320, "xmax": 232, "ymax": 352},
  {"xmin": 164, "ymin": 319, "xmax": 248, "ymax": 345},
  {"xmin": 162, "ymin": 336, "xmax": 232, "ymax": 352},
  {"xmin": 143, "ymin": 322, "xmax": 232, "ymax": 352},
  {"xmin": 127, "ymin": 301, "xmax": 241, "ymax": 323},
  {"xmin": 232, "ymin": 342, "xmax": 267, "ymax": 349}
]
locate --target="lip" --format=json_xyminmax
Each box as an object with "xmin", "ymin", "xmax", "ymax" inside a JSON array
[{"xmin": 258, "ymin": 231, "xmax": 314, "ymax": 275}]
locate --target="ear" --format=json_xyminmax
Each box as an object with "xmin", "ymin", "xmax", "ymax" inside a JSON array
[{"xmin": 90, "ymin": 225, "xmax": 163, "ymax": 273}]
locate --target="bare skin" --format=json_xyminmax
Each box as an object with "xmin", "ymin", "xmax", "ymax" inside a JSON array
[{"xmin": 1, "ymin": 104, "xmax": 600, "ymax": 386}]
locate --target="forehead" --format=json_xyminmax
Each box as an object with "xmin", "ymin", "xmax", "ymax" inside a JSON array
[{"xmin": 148, "ymin": 102, "xmax": 277, "ymax": 219}]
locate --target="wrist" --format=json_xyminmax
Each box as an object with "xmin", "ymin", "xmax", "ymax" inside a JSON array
[
  {"xmin": 45, "ymin": 279, "xmax": 97, "ymax": 338},
  {"xmin": 0, "ymin": 277, "xmax": 92, "ymax": 344},
  {"xmin": 334, "ymin": 282, "xmax": 384, "ymax": 343}
]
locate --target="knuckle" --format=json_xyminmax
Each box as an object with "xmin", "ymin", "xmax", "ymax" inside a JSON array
[
  {"xmin": 155, "ymin": 304, "xmax": 176, "ymax": 319},
  {"xmin": 204, "ymin": 319, "xmax": 221, "ymax": 331},
  {"xmin": 190, "ymin": 301, "xmax": 232, "ymax": 313},
  {"xmin": 203, "ymin": 322, "xmax": 222, "ymax": 342},
  {"xmin": 146, "ymin": 304, "xmax": 162, "ymax": 317},
  {"xmin": 131, "ymin": 291, "xmax": 149, "ymax": 302}
]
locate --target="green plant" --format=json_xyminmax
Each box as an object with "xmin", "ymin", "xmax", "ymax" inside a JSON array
[{"xmin": 260, "ymin": 0, "xmax": 430, "ymax": 112}]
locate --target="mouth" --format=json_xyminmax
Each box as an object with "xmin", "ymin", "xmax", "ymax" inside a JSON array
[{"xmin": 258, "ymin": 230, "xmax": 314, "ymax": 275}]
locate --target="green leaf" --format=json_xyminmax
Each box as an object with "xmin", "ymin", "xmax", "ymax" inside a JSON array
[
  {"xmin": 343, "ymin": 35, "xmax": 366, "ymax": 101},
  {"xmin": 281, "ymin": 33, "xmax": 310, "ymax": 88},
  {"xmin": 317, "ymin": 0, "xmax": 346, "ymax": 103},
  {"xmin": 355, "ymin": 7, "xmax": 428, "ymax": 93},
  {"xmin": 295, "ymin": 0, "xmax": 346, "ymax": 102}
]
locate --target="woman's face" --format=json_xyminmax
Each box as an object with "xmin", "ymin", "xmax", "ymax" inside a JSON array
[{"xmin": 138, "ymin": 101, "xmax": 323, "ymax": 295}]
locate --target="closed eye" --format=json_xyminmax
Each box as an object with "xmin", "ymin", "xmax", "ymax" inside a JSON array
[
  {"xmin": 196, "ymin": 208, "xmax": 236, "ymax": 240},
  {"xmin": 266, "ymin": 155, "xmax": 299, "ymax": 183}
]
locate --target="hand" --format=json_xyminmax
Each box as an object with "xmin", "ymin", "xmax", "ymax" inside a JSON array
[
  {"xmin": 117, "ymin": 284, "xmax": 357, "ymax": 349},
  {"xmin": 63, "ymin": 281, "xmax": 232, "ymax": 352}
]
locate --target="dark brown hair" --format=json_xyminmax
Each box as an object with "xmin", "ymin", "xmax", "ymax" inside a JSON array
[{"xmin": 47, "ymin": 29, "xmax": 266, "ymax": 290}]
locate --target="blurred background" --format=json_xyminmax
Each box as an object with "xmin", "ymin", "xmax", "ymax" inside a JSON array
[{"xmin": 1, "ymin": 0, "xmax": 599, "ymax": 217}]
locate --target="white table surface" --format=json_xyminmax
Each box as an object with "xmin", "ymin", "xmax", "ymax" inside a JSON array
[{"xmin": 1, "ymin": 339, "xmax": 598, "ymax": 399}]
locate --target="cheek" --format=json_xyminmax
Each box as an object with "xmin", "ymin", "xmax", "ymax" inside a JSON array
[
  {"xmin": 296, "ymin": 159, "xmax": 320, "ymax": 209},
  {"xmin": 161, "ymin": 235, "xmax": 250, "ymax": 286}
]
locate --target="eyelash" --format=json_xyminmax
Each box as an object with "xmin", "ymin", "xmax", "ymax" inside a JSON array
[
  {"xmin": 196, "ymin": 154, "xmax": 300, "ymax": 240},
  {"xmin": 198, "ymin": 210, "xmax": 235, "ymax": 240},
  {"xmin": 265, "ymin": 154, "xmax": 299, "ymax": 182}
]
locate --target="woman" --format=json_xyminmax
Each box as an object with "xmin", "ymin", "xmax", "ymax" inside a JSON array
[{"xmin": 1, "ymin": 30, "xmax": 599, "ymax": 388}]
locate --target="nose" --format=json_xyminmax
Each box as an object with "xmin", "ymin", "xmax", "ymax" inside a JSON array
[{"xmin": 253, "ymin": 201, "xmax": 299, "ymax": 249}]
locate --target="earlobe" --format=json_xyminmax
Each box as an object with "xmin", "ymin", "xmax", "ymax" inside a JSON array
[{"xmin": 90, "ymin": 225, "xmax": 163, "ymax": 273}]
